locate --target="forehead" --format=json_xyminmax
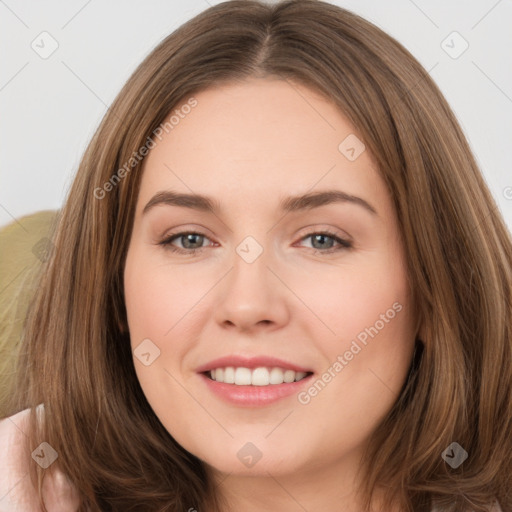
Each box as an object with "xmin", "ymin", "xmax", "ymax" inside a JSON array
[{"xmin": 137, "ymin": 78, "xmax": 389, "ymax": 217}]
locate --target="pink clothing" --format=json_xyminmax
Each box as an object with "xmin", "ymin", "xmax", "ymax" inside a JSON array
[{"xmin": 0, "ymin": 406, "xmax": 79, "ymax": 511}]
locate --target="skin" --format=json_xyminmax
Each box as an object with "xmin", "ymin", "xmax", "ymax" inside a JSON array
[{"xmin": 124, "ymin": 78, "xmax": 417, "ymax": 511}]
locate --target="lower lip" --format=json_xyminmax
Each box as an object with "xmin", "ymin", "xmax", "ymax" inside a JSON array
[{"xmin": 199, "ymin": 372, "xmax": 314, "ymax": 407}]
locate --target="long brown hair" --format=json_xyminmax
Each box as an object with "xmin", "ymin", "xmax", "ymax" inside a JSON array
[{"xmin": 6, "ymin": 1, "xmax": 512, "ymax": 510}]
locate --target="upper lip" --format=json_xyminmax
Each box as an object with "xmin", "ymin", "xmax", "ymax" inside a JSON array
[{"xmin": 196, "ymin": 355, "xmax": 313, "ymax": 374}]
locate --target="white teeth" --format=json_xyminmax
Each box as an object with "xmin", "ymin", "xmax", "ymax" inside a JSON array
[
  {"xmin": 235, "ymin": 367, "xmax": 252, "ymax": 385},
  {"xmin": 223, "ymin": 366, "xmax": 235, "ymax": 384},
  {"xmin": 269, "ymin": 367, "xmax": 284, "ymax": 384},
  {"xmin": 283, "ymin": 370, "xmax": 295, "ymax": 383},
  {"xmin": 295, "ymin": 371, "xmax": 307, "ymax": 381},
  {"xmin": 251, "ymin": 367, "xmax": 269, "ymax": 386},
  {"xmin": 208, "ymin": 366, "xmax": 310, "ymax": 386}
]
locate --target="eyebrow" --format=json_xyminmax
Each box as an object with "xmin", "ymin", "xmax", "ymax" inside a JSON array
[{"xmin": 142, "ymin": 190, "xmax": 378, "ymax": 216}]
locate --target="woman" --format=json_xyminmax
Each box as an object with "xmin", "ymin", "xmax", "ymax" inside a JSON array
[{"xmin": 1, "ymin": 0, "xmax": 510, "ymax": 510}]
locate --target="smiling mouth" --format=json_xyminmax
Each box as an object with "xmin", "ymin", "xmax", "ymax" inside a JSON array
[{"xmin": 203, "ymin": 366, "xmax": 314, "ymax": 386}]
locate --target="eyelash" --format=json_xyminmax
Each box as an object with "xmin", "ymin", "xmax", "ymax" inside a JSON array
[{"xmin": 158, "ymin": 230, "xmax": 352, "ymax": 255}]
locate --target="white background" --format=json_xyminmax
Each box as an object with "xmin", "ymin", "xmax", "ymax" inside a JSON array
[{"xmin": 1, "ymin": 0, "xmax": 511, "ymax": 230}]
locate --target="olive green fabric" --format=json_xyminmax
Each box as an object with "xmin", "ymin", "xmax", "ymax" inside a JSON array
[{"xmin": 0, "ymin": 210, "xmax": 58, "ymax": 418}]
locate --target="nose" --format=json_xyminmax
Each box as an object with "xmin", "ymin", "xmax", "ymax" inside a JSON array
[{"xmin": 213, "ymin": 242, "xmax": 290, "ymax": 333}]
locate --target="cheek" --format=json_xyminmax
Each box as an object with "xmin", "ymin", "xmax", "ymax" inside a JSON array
[
  {"xmin": 296, "ymin": 251, "xmax": 414, "ymax": 398},
  {"xmin": 294, "ymin": 268, "xmax": 413, "ymax": 452},
  {"xmin": 124, "ymin": 250, "xmax": 200, "ymax": 433},
  {"xmin": 337, "ymin": 261, "xmax": 412, "ymax": 376},
  {"xmin": 340, "ymin": 274, "xmax": 407, "ymax": 346},
  {"xmin": 289, "ymin": 256, "xmax": 409, "ymax": 346},
  {"xmin": 124, "ymin": 252, "xmax": 207, "ymax": 342}
]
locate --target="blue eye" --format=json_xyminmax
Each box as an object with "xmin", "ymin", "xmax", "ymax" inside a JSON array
[
  {"xmin": 299, "ymin": 231, "xmax": 352, "ymax": 253},
  {"xmin": 159, "ymin": 230, "xmax": 352, "ymax": 255},
  {"xmin": 159, "ymin": 232, "xmax": 211, "ymax": 254}
]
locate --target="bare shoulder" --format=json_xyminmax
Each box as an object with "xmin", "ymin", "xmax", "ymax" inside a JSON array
[{"xmin": 0, "ymin": 406, "xmax": 80, "ymax": 512}]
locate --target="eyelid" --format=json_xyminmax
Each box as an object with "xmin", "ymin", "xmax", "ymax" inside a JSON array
[
  {"xmin": 158, "ymin": 230, "xmax": 215, "ymax": 252},
  {"xmin": 295, "ymin": 224, "xmax": 353, "ymax": 244},
  {"xmin": 158, "ymin": 224, "xmax": 215, "ymax": 242},
  {"xmin": 158, "ymin": 226, "xmax": 353, "ymax": 255},
  {"xmin": 293, "ymin": 229, "xmax": 352, "ymax": 254}
]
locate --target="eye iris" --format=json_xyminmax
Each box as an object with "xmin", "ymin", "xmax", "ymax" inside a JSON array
[
  {"xmin": 311, "ymin": 234, "xmax": 334, "ymax": 249},
  {"xmin": 182, "ymin": 233, "xmax": 203, "ymax": 249}
]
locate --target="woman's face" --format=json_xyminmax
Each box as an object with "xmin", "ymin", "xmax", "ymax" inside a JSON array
[{"xmin": 124, "ymin": 78, "xmax": 416, "ymax": 483}]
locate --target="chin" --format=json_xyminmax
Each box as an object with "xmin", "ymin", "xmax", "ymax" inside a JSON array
[{"xmin": 198, "ymin": 441, "xmax": 309, "ymax": 477}]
